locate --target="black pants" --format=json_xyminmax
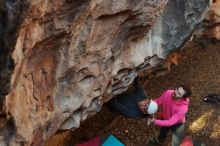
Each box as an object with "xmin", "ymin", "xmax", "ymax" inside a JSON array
[{"xmin": 158, "ymin": 123, "xmax": 184, "ymax": 146}]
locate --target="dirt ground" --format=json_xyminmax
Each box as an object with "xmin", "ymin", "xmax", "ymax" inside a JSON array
[{"xmin": 46, "ymin": 41, "xmax": 220, "ymax": 146}]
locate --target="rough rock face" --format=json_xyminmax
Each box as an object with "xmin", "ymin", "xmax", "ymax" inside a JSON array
[
  {"xmin": 194, "ymin": 0, "xmax": 220, "ymax": 40},
  {"xmin": 0, "ymin": 0, "xmax": 210, "ymax": 145},
  {"xmin": 204, "ymin": 0, "xmax": 220, "ymax": 40},
  {"xmin": 0, "ymin": 0, "xmax": 26, "ymax": 113}
]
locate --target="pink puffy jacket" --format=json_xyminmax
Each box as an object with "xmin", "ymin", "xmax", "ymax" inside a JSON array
[{"xmin": 154, "ymin": 90, "xmax": 189, "ymax": 127}]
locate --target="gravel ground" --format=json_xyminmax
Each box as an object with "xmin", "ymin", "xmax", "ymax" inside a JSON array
[{"xmin": 46, "ymin": 41, "xmax": 220, "ymax": 146}]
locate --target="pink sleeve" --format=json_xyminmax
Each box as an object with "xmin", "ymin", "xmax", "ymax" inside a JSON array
[
  {"xmin": 154, "ymin": 114, "xmax": 181, "ymax": 127},
  {"xmin": 154, "ymin": 106, "xmax": 188, "ymax": 127},
  {"xmin": 153, "ymin": 91, "xmax": 167, "ymax": 106}
]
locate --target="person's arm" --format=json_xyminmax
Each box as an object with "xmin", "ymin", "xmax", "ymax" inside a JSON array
[
  {"xmin": 154, "ymin": 106, "xmax": 188, "ymax": 127},
  {"xmin": 133, "ymin": 77, "xmax": 142, "ymax": 90},
  {"xmin": 132, "ymin": 77, "xmax": 146, "ymax": 101},
  {"xmin": 133, "ymin": 77, "xmax": 146, "ymax": 96}
]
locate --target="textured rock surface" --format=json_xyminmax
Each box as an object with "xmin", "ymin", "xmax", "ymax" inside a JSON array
[
  {"xmin": 194, "ymin": 0, "xmax": 220, "ymax": 40},
  {"xmin": 204, "ymin": 0, "xmax": 220, "ymax": 40},
  {"xmin": 0, "ymin": 0, "xmax": 26, "ymax": 113},
  {"xmin": 0, "ymin": 0, "xmax": 210, "ymax": 145}
]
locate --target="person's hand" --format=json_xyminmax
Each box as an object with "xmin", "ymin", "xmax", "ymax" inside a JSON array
[{"xmin": 147, "ymin": 118, "xmax": 155, "ymax": 126}]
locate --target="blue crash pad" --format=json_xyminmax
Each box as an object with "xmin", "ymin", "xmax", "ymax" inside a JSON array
[{"xmin": 102, "ymin": 135, "xmax": 124, "ymax": 146}]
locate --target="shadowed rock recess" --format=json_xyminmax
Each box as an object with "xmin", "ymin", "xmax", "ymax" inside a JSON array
[{"xmin": 0, "ymin": 0, "xmax": 210, "ymax": 145}]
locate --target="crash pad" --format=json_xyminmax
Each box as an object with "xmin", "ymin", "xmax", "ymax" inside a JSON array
[
  {"xmin": 75, "ymin": 136, "xmax": 101, "ymax": 146},
  {"xmin": 102, "ymin": 135, "xmax": 124, "ymax": 146},
  {"xmin": 180, "ymin": 137, "xmax": 193, "ymax": 146}
]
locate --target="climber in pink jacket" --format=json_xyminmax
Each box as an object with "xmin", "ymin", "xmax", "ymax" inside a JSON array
[{"xmin": 148, "ymin": 85, "xmax": 191, "ymax": 146}]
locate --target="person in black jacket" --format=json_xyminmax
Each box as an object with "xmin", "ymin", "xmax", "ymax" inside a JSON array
[{"xmin": 108, "ymin": 77, "xmax": 154, "ymax": 118}]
